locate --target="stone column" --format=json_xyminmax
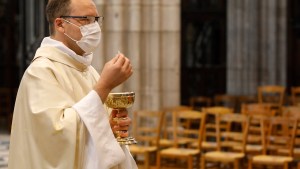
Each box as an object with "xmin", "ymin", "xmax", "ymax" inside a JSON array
[
  {"xmin": 93, "ymin": 0, "xmax": 105, "ymax": 73},
  {"xmin": 161, "ymin": 0, "xmax": 181, "ymax": 107},
  {"xmin": 227, "ymin": 0, "xmax": 287, "ymax": 95},
  {"xmin": 93, "ymin": 0, "xmax": 181, "ymax": 110},
  {"xmin": 140, "ymin": 0, "xmax": 161, "ymax": 110},
  {"xmin": 122, "ymin": 0, "xmax": 142, "ymax": 108}
]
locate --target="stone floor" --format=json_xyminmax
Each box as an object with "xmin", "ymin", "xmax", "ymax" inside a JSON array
[{"xmin": 0, "ymin": 131, "xmax": 9, "ymax": 169}]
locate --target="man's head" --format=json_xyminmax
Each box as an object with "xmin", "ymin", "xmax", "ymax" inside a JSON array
[
  {"xmin": 45, "ymin": 0, "xmax": 100, "ymax": 55},
  {"xmin": 46, "ymin": 0, "xmax": 71, "ymax": 36}
]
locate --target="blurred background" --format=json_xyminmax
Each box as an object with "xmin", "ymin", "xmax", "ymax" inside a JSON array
[
  {"xmin": 1, "ymin": 0, "xmax": 300, "ymax": 168},
  {"xmin": 0, "ymin": 0, "xmax": 300, "ymax": 131}
]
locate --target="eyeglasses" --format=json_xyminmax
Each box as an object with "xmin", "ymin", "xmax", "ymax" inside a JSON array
[{"xmin": 60, "ymin": 16, "xmax": 104, "ymax": 25}]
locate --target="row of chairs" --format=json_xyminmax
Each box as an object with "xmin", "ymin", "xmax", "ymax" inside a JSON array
[
  {"xmin": 129, "ymin": 104, "xmax": 300, "ymax": 169},
  {"xmin": 190, "ymin": 85, "xmax": 300, "ymax": 113}
]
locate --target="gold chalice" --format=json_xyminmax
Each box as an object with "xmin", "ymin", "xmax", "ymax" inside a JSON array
[{"xmin": 105, "ymin": 91, "xmax": 137, "ymax": 145}]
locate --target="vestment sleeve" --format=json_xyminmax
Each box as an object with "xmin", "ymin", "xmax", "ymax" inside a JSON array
[{"xmin": 73, "ymin": 90, "xmax": 127, "ymax": 169}]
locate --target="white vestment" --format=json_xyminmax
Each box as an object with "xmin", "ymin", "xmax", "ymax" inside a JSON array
[{"xmin": 8, "ymin": 42, "xmax": 137, "ymax": 169}]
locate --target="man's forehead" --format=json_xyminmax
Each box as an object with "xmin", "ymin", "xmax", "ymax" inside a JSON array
[{"xmin": 70, "ymin": 0, "xmax": 98, "ymax": 14}]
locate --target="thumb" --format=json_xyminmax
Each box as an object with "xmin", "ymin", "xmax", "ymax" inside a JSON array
[{"xmin": 112, "ymin": 54, "xmax": 120, "ymax": 64}]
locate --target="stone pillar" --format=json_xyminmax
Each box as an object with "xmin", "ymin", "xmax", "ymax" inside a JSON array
[
  {"xmin": 93, "ymin": 0, "xmax": 181, "ymax": 110},
  {"xmin": 123, "ymin": 0, "xmax": 142, "ymax": 109},
  {"xmin": 140, "ymin": 0, "xmax": 161, "ymax": 110},
  {"xmin": 161, "ymin": 0, "xmax": 181, "ymax": 107},
  {"xmin": 227, "ymin": 0, "xmax": 287, "ymax": 95},
  {"xmin": 93, "ymin": 0, "xmax": 105, "ymax": 73}
]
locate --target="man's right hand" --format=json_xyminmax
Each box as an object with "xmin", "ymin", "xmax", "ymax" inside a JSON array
[{"xmin": 94, "ymin": 52, "xmax": 133, "ymax": 102}]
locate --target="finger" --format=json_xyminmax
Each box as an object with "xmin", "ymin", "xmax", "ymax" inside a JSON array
[
  {"xmin": 118, "ymin": 131, "xmax": 129, "ymax": 138},
  {"xmin": 116, "ymin": 109, "xmax": 128, "ymax": 117},
  {"xmin": 112, "ymin": 54, "xmax": 120, "ymax": 64},
  {"xmin": 123, "ymin": 60, "xmax": 133, "ymax": 75},
  {"xmin": 124, "ymin": 62, "xmax": 132, "ymax": 75},
  {"xmin": 110, "ymin": 109, "xmax": 119, "ymax": 118},
  {"xmin": 115, "ymin": 124, "xmax": 129, "ymax": 130},
  {"xmin": 113, "ymin": 125, "xmax": 129, "ymax": 133},
  {"xmin": 122, "ymin": 57, "xmax": 130, "ymax": 69},
  {"xmin": 118, "ymin": 118, "xmax": 131, "ymax": 127},
  {"xmin": 115, "ymin": 117, "xmax": 130, "ymax": 125},
  {"xmin": 115, "ymin": 54, "xmax": 126, "ymax": 66}
]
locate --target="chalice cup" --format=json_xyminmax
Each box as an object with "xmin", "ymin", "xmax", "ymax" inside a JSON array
[{"xmin": 105, "ymin": 92, "xmax": 137, "ymax": 145}]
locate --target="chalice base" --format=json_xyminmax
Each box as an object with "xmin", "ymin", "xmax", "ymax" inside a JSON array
[{"xmin": 117, "ymin": 136, "xmax": 137, "ymax": 145}]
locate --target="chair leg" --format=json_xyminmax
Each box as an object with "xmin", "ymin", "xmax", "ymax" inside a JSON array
[
  {"xmin": 298, "ymin": 162, "xmax": 300, "ymax": 169},
  {"xmin": 156, "ymin": 152, "xmax": 161, "ymax": 169},
  {"xmin": 201, "ymin": 155, "xmax": 206, "ymax": 169},
  {"xmin": 144, "ymin": 152, "xmax": 150, "ymax": 169},
  {"xmin": 188, "ymin": 156, "xmax": 193, "ymax": 169},
  {"xmin": 233, "ymin": 160, "xmax": 239, "ymax": 169},
  {"xmin": 283, "ymin": 162, "xmax": 289, "ymax": 169},
  {"xmin": 247, "ymin": 159, "xmax": 252, "ymax": 169}
]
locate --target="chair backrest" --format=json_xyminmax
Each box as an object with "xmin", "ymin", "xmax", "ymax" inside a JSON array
[
  {"xmin": 281, "ymin": 106, "xmax": 300, "ymax": 152},
  {"xmin": 202, "ymin": 106, "xmax": 234, "ymax": 115},
  {"xmin": 213, "ymin": 94, "xmax": 237, "ymax": 111},
  {"xmin": 132, "ymin": 110, "xmax": 165, "ymax": 147},
  {"xmin": 172, "ymin": 110, "xmax": 206, "ymax": 148},
  {"xmin": 161, "ymin": 106, "xmax": 193, "ymax": 141},
  {"xmin": 291, "ymin": 87, "xmax": 300, "ymax": 106},
  {"xmin": 215, "ymin": 113, "xmax": 250, "ymax": 153},
  {"xmin": 241, "ymin": 103, "xmax": 274, "ymax": 116},
  {"xmin": 282, "ymin": 106, "xmax": 300, "ymax": 118},
  {"xmin": 202, "ymin": 106, "xmax": 234, "ymax": 143},
  {"xmin": 257, "ymin": 85, "xmax": 285, "ymax": 107},
  {"xmin": 189, "ymin": 96, "xmax": 212, "ymax": 111},
  {"xmin": 236, "ymin": 95, "xmax": 257, "ymax": 113},
  {"xmin": 241, "ymin": 103, "xmax": 275, "ymax": 144},
  {"xmin": 261, "ymin": 116, "xmax": 298, "ymax": 156}
]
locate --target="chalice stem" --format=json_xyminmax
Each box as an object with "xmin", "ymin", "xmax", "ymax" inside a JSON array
[{"xmin": 105, "ymin": 92, "xmax": 137, "ymax": 145}]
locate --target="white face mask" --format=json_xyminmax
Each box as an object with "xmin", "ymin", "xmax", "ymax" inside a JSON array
[{"xmin": 63, "ymin": 20, "xmax": 101, "ymax": 54}]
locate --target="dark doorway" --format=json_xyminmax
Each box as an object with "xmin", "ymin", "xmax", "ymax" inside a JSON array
[
  {"xmin": 287, "ymin": 0, "xmax": 300, "ymax": 91},
  {"xmin": 0, "ymin": 0, "xmax": 48, "ymax": 131},
  {"xmin": 180, "ymin": 0, "xmax": 227, "ymax": 105}
]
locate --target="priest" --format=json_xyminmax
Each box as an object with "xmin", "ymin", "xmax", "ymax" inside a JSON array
[{"xmin": 8, "ymin": 0, "xmax": 137, "ymax": 168}]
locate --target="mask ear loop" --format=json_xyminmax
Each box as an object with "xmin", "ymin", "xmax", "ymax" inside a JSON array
[
  {"xmin": 62, "ymin": 18, "xmax": 81, "ymax": 28},
  {"xmin": 62, "ymin": 18, "xmax": 90, "ymax": 32},
  {"xmin": 62, "ymin": 18, "xmax": 81, "ymax": 42}
]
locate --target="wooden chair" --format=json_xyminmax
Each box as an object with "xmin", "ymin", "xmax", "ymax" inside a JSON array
[
  {"xmin": 201, "ymin": 113, "xmax": 250, "ymax": 169},
  {"xmin": 158, "ymin": 106, "xmax": 193, "ymax": 148},
  {"xmin": 213, "ymin": 94, "xmax": 237, "ymax": 111},
  {"xmin": 129, "ymin": 110, "xmax": 165, "ymax": 169},
  {"xmin": 241, "ymin": 103, "xmax": 273, "ymax": 116},
  {"xmin": 189, "ymin": 96, "xmax": 211, "ymax": 111},
  {"xmin": 257, "ymin": 85, "xmax": 285, "ymax": 113},
  {"xmin": 248, "ymin": 116, "xmax": 298, "ymax": 169},
  {"xmin": 282, "ymin": 105, "xmax": 300, "ymax": 118},
  {"xmin": 236, "ymin": 95, "xmax": 257, "ymax": 112},
  {"xmin": 280, "ymin": 106, "xmax": 300, "ymax": 158},
  {"xmin": 291, "ymin": 86, "xmax": 300, "ymax": 106},
  {"xmin": 239, "ymin": 103, "xmax": 275, "ymax": 155},
  {"xmin": 189, "ymin": 96, "xmax": 211, "ymax": 130},
  {"xmin": 156, "ymin": 110, "xmax": 206, "ymax": 169},
  {"xmin": 193, "ymin": 106, "xmax": 233, "ymax": 151},
  {"xmin": 241, "ymin": 103, "xmax": 274, "ymax": 134}
]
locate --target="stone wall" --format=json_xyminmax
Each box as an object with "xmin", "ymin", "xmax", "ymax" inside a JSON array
[
  {"xmin": 227, "ymin": 0, "xmax": 287, "ymax": 95},
  {"xmin": 93, "ymin": 0, "xmax": 181, "ymax": 110}
]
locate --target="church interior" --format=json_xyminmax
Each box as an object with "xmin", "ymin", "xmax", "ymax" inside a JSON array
[{"xmin": 1, "ymin": 0, "xmax": 300, "ymax": 168}]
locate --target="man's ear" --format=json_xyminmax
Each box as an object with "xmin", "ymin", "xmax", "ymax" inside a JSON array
[{"xmin": 54, "ymin": 18, "xmax": 65, "ymax": 33}]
